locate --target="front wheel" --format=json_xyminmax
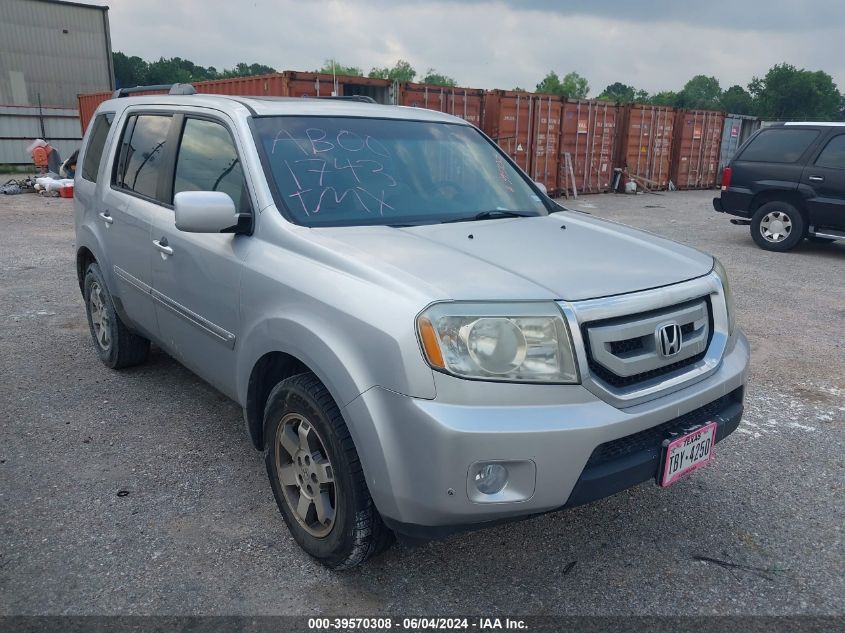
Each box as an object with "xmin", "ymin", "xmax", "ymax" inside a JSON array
[
  {"xmin": 264, "ymin": 373, "xmax": 393, "ymax": 569},
  {"xmin": 750, "ymin": 201, "xmax": 805, "ymax": 252}
]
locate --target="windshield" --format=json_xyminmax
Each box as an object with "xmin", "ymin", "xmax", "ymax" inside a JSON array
[{"xmin": 253, "ymin": 116, "xmax": 549, "ymax": 227}]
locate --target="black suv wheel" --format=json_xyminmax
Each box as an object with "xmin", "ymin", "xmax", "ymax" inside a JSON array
[{"xmin": 750, "ymin": 201, "xmax": 806, "ymax": 252}]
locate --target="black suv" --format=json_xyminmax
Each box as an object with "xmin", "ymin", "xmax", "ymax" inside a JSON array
[{"xmin": 713, "ymin": 122, "xmax": 845, "ymax": 252}]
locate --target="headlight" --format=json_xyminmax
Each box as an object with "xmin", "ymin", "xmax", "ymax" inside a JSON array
[
  {"xmin": 417, "ymin": 302, "xmax": 579, "ymax": 383},
  {"xmin": 713, "ymin": 258, "xmax": 736, "ymax": 335}
]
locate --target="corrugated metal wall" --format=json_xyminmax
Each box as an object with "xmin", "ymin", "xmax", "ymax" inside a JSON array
[
  {"xmin": 0, "ymin": 104, "xmax": 82, "ymax": 164},
  {"xmin": 0, "ymin": 0, "xmax": 113, "ymax": 107},
  {"xmin": 719, "ymin": 114, "xmax": 761, "ymax": 172}
]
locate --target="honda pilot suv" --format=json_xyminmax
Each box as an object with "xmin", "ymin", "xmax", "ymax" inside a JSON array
[
  {"xmin": 74, "ymin": 87, "xmax": 749, "ymax": 569},
  {"xmin": 714, "ymin": 122, "xmax": 845, "ymax": 251}
]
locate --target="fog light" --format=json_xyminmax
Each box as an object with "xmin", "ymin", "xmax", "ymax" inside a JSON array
[{"xmin": 474, "ymin": 463, "xmax": 509, "ymax": 495}]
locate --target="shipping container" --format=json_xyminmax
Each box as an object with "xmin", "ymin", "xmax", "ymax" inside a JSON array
[
  {"xmin": 559, "ymin": 99, "xmax": 620, "ymax": 195},
  {"xmin": 77, "ymin": 71, "xmax": 401, "ymax": 133},
  {"xmin": 719, "ymin": 114, "xmax": 760, "ymax": 172},
  {"xmin": 281, "ymin": 71, "xmax": 396, "ymax": 103},
  {"xmin": 670, "ymin": 109, "xmax": 725, "ymax": 189},
  {"xmin": 193, "ymin": 72, "xmax": 287, "ymax": 97},
  {"xmin": 617, "ymin": 104, "xmax": 676, "ymax": 190},
  {"xmin": 482, "ymin": 90, "xmax": 537, "ymax": 175},
  {"xmin": 525, "ymin": 94, "xmax": 563, "ymax": 194},
  {"xmin": 398, "ymin": 83, "xmax": 484, "ymax": 126}
]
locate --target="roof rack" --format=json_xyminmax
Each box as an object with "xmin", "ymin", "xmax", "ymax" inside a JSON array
[
  {"xmin": 112, "ymin": 83, "xmax": 196, "ymax": 98},
  {"xmin": 314, "ymin": 95, "xmax": 377, "ymax": 104}
]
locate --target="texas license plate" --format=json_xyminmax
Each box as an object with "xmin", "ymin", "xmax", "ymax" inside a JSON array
[{"xmin": 660, "ymin": 421, "xmax": 717, "ymax": 487}]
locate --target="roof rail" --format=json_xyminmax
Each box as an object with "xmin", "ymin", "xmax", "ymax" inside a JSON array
[
  {"xmin": 314, "ymin": 95, "xmax": 377, "ymax": 104},
  {"xmin": 112, "ymin": 83, "xmax": 196, "ymax": 98}
]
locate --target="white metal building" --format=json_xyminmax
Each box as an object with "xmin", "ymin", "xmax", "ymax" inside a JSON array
[
  {"xmin": 1, "ymin": 0, "xmax": 113, "ymax": 165},
  {"xmin": 1, "ymin": 0, "xmax": 113, "ymax": 107}
]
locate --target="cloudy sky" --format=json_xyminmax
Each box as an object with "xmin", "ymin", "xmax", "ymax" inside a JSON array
[{"xmin": 93, "ymin": 0, "xmax": 843, "ymax": 95}]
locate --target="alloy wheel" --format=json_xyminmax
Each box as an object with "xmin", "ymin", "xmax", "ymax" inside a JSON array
[
  {"xmin": 759, "ymin": 211, "xmax": 793, "ymax": 243},
  {"xmin": 89, "ymin": 282, "xmax": 111, "ymax": 351},
  {"xmin": 275, "ymin": 413, "xmax": 337, "ymax": 538}
]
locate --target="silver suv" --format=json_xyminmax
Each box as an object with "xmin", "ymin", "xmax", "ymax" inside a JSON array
[{"xmin": 74, "ymin": 90, "xmax": 749, "ymax": 569}]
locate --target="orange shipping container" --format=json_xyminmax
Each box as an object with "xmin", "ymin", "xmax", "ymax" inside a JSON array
[
  {"xmin": 617, "ymin": 104, "xmax": 676, "ymax": 190},
  {"xmin": 77, "ymin": 71, "xmax": 399, "ymax": 133},
  {"xmin": 670, "ymin": 108, "xmax": 725, "ymax": 189},
  {"xmin": 559, "ymin": 99, "xmax": 620, "ymax": 195},
  {"xmin": 398, "ymin": 83, "xmax": 484, "ymax": 126},
  {"xmin": 482, "ymin": 90, "xmax": 536, "ymax": 175},
  {"xmin": 526, "ymin": 94, "xmax": 562, "ymax": 194}
]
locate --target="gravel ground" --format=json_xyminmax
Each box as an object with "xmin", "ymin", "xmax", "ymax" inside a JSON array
[{"xmin": 0, "ymin": 188, "xmax": 843, "ymax": 616}]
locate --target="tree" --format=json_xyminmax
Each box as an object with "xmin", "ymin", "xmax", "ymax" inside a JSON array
[
  {"xmin": 422, "ymin": 69, "xmax": 457, "ymax": 86},
  {"xmin": 221, "ymin": 62, "xmax": 276, "ymax": 78},
  {"xmin": 749, "ymin": 63, "xmax": 841, "ymax": 120},
  {"xmin": 368, "ymin": 59, "xmax": 416, "ymax": 82},
  {"xmin": 676, "ymin": 75, "xmax": 722, "ymax": 109},
  {"xmin": 318, "ymin": 59, "xmax": 363, "ymax": 77},
  {"xmin": 598, "ymin": 82, "xmax": 636, "ymax": 102},
  {"xmin": 720, "ymin": 85, "xmax": 753, "ymax": 114},
  {"xmin": 536, "ymin": 71, "xmax": 589, "ymax": 98},
  {"xmin": 649, "ymin": 91, "xmax": 679, "ymax": 106},
  {"xmin": 112, "ymin": 52, "xmax": 148, "ymax": 88}
]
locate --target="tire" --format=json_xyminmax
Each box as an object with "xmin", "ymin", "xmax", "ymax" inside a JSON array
[
  {"xmin": 83, "ymin": 262, "xmax": 150, "ymax": 369},
  {"xmin": 750, "ymin": 201, "xmax": 805, "ymax": 252},
  {"xmin": 264, "ymin": 372, "xmax": 393, "ymax": 569}
]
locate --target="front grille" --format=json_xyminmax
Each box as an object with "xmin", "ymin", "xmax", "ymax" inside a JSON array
[
  {"xmin": 586, "ymin": 389, "xmax": 741, "ymax": 468},
  {"xmin": 582, "ymin": 298, "xmax": 713, "ymax": 390},
  {"xmin": 587, "ymin": 351, "xmax": 707, "ymax": 388}
]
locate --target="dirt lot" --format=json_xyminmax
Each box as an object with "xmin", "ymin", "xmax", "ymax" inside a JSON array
[{"xmin": 1, "ymin": 188, "xmax": 843, "ymax": 615}]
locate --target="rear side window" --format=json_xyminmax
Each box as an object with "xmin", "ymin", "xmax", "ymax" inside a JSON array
[
  {"xmin": 738, "ymin": 129, "xmax": 820, "ymax": 163},
  {"xmin": 173, "ymin": 118, "xmax": 249, "ymax": 211},
  {"xmin": 80, "ymin": 113, "xmax": 114, "ymax": 182},
  {"xmin": 815, "ymin": 134, "xmax": 845, "ymax": 169},
  {"xmin": 113, "ymin": 114, "xmax": 172, "ymax": 201}
]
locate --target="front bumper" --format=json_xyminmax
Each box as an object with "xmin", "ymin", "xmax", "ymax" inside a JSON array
[{"xmin": 344, "ymin": 332, "xmax": 750, "ymax": 538}]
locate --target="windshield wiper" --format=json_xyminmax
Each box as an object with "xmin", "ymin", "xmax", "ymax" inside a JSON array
[{"xmin": 440, "ymin": 210, "xmax": 537, "ymax": 224}]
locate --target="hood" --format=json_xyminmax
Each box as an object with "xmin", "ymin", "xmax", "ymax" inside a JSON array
[{"xmin": 311, "ymin": 212, "xmax": 714, "ymax": 302}]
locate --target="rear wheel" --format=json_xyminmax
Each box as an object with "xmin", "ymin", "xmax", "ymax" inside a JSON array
[
  {"xmin": 264, "ymin": 373, "xmax": 393, "ymax": 569},
  {"xmin": 750, "ymin": 201, "xmax": 805, "ymax": 252},
  {"xmin": 83, "ymin": 263, "xmax": 149, "ymax": 368}
]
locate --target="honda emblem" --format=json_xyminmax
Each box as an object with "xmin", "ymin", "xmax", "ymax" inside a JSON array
[{"xmin": 656, "ymin": 322, "xmax": 683, "ymax": 358}]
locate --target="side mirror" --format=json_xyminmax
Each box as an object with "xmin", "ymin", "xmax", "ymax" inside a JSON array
[
  {"xmin": 174, "ymin": 191, "xmax": 244, "ymax": 233},
  {"xmin": 534, "ymin": 181, "xmax": 548, "ymax": 195}
]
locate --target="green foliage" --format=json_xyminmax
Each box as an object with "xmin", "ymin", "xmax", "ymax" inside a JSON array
[
  {"xmin": 112, "ymin": 51, "xmax": 276, "ymax": 88},
  {"xmin": 536, "ymin": 71, "xmax": 589, "ymax": 98},
  {"xmin": 748, "ymin": 63, "xmax": 841, "ymax": 120},
  {"xmin": 221, "ymin": 63, "xmax": 276, "ymax": 78},
  {"xmin": 720, "ymin": 85, "xmax": 753, "ymax": 114},
  {"xmin": 112, "ymin": 52, "xmax": 148, "ymax": 88},
  {"xmin": 598, "ymin": 82, "xmax": 636, "ymax": 102},
  {"xmin": 368, "ymin": 59, "xmax": 416, "ymax": 82},
  {"xmin": 648, "ymin": 91, "xmax": 679, "ymax": 106},
  {"xmin": 676, "ymin": 75, "xmax": 722, "ymax": 109},
  {"xmin": 318, "ymin": 59, "xmax": 363, "ymax": 77},
  {"xmin": 422, "ymin": 69, "xmax": 457, "ymax": 86}
]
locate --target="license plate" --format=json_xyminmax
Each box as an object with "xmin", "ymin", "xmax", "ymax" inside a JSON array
[{"xmin": 660, "ymin": 421, "xmax": 717, "ymax": 487}]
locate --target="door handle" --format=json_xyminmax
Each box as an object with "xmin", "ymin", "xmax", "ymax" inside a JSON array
[
  {"xmin": 808, "ymin": 175, "xmax": 824, "ymax": 182},
  {"xmin": 98, "ymin": 211, "xmax": 114, "ymax": 224},
  {"xmin": 152, "ymin": 238, "xmax": 174, "ymax": 256}
]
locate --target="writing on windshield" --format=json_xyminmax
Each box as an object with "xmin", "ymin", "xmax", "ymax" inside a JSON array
[
  {"xmin": 255, "ymin": 117, "xmax": 548, "ymax": 226},
  {"xmin": 270, "ymin": 127, "xmax": 398, "ymax": 216}
]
